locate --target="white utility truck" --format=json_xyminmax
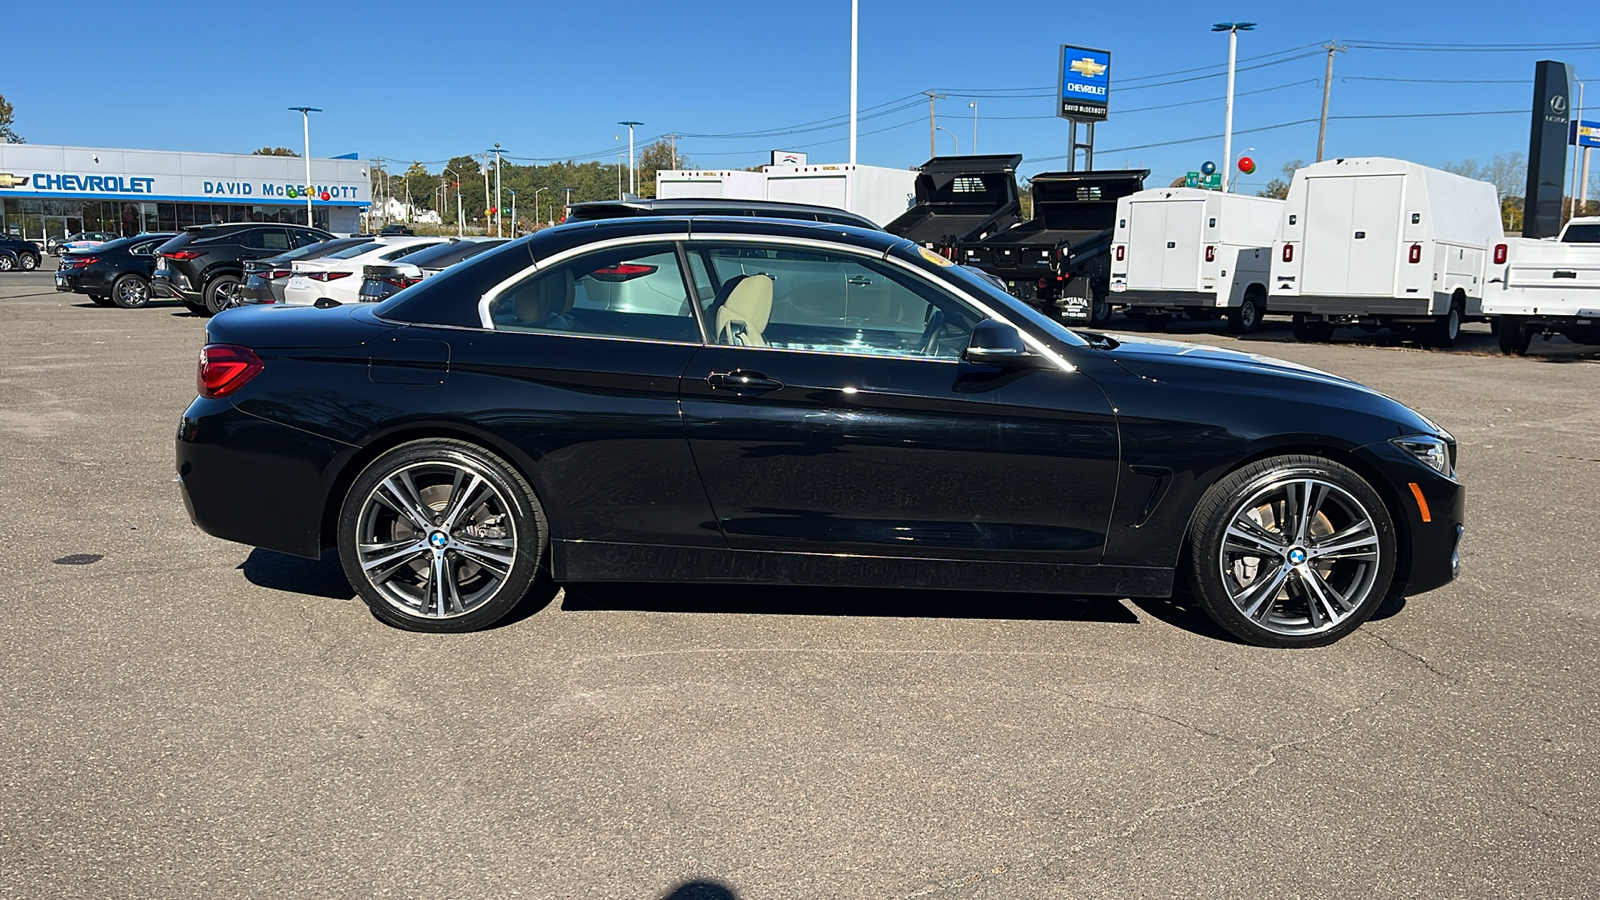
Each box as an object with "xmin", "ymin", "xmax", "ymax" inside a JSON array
[
  {"xmin": 656, "ymin": 163, "xmax": 917, "ymax": 228},
  {"xmin": 1108, "ymin": 188, "xmax": 1282, "ymax": 334},
  {"xmin": 1270, "ymin": 157, "xmax": 1503, "ymax": 346},
  {"xmin": 1482, "ymin": 216, "xmax": 1600, "ymax": 354}
]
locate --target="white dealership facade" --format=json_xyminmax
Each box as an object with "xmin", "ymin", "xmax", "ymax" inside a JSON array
[{"xmin": 0, "ymin": 143, "xmax": 372, "ymax": 242}]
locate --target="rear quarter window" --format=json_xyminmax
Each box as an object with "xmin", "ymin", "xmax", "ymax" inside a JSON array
[{"xmin": 375, "ymin": 241, "xmax": 536, "ymax": 328}]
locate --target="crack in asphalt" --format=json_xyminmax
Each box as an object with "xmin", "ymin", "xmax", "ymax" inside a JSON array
[{"xmin": 1364, "ymin": 630, "xmax": 1457, "ymax": 684}]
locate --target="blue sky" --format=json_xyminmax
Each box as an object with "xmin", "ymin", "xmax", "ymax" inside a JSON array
[{"xmin": 5, "ymin": 0, "xmax": 1598, "ymax": 190}]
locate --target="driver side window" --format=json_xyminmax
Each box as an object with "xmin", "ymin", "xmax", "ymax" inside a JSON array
[{"xmin": 691, "ymin": 244, "xmax": 980, "ymax": 359}]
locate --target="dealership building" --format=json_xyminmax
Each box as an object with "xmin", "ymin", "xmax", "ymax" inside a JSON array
[{"xmin": 0, "ymin": 143, "xmax": 372, "ymax": 243}]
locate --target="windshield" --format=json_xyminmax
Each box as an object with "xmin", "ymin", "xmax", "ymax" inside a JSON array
[{"xmin": 929, "ymin": 256, "xmax": 1090, "ymax": 348}]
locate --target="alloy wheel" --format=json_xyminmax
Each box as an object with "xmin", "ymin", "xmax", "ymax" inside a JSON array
[
  {"xmin": 354, "ymin": 460, "xmax": 519, "ymax": 620},
  {"xmin": 117, "ymin": 279, "xmax": 148, "ymax": 307},
  {"xmin": 1216, "ymin": 476, "xmax": 1383, "ymax": 637}
]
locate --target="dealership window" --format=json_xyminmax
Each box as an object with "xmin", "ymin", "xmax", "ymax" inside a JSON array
[{"xmin": 489, "ymin": 244, "xmax": 700, "ymax": 342}]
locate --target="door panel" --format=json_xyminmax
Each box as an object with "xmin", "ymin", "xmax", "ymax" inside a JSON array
[
  {"xmin": 1347, "ymin": 175, "xmax": 1404, "ymax": 296},
  {"xmin": 1126, "ymin": 202, "xmax": 1168, "ymax": 291},
  {"xmin": 1301, "ymin": 177, "xmax": 1356, "ymax": 295},
  {"xmin": 1161, "ymin": 200, "xmax": 1206, "ymax": 291}
]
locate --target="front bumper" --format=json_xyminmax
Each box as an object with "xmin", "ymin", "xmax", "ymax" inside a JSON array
[{"xmin": 1355, "ymin": 440, "xmax": 1466, "ymax": 597}]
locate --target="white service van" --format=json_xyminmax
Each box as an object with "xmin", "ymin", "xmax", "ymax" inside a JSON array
[
  {"xmin": 656, "ymin": 163, "xmax": 917, "ymax": 228},
  {"xmin": 1108, "ymin": 188, "xmax": 1282, "ymax": 333},
  {"xmin": 1482, "ymin": 216, "xmax": 1600, "ymax": 354},
  {"xmin": 1270, "ymin": 157, "xmax": 1503, "ymax": 346}
]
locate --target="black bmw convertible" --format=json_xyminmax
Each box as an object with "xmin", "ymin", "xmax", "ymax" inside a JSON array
[{"xmin": 176, "ymin": 216, "xmax": 1463, "ymax": 648}]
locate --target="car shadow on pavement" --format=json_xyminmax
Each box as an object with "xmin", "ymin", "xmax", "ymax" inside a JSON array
[
  {"xmin": 560, "ymin": 581, "xmax": 1140, "ymax": 626},
  {"xmin": 660, "ymin": 881, "xmax": 737, "ymax": 900},
  {"xmin": 239, "ymin": 548, "xmax": 354, "ymax": 600}
]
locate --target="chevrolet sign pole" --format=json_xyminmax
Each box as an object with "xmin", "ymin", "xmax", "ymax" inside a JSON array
[
  {"xmin": 289, "ymin": 106, "xmax": 321, "ymax": 226},
  {"xmin": 1056, "ymin": 45, "xmax": 1111, "ymax": 171}
]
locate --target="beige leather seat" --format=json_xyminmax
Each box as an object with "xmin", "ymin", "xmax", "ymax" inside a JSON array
[
  {"xmin": 714, "ymin": 274, "xmax": 773, "ymax": 347},
  {"xmin": 513, "ymin": 269, "xmax": 575, "ymax": 324}
]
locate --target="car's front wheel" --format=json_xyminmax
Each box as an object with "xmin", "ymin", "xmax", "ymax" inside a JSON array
[
  {"xmin": 337, "ymin": 439, "xmax": 548, "ymax": 632},
  {"xmin": 1186, "ymin": 455, "xmax": 1397, "ymax": 648},
  {"xmin": 0, "ymin": 255, "xmax": 13, "ymax": 272}
]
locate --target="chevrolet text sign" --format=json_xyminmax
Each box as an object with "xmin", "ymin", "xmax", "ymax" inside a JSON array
[
  {"xmin": 1058, "ymin": 45, "xmax": 1111, "ymax": 122},
  {"xmin": 0, "ymin": 144, "xmax": 370, "ymax": 206}
]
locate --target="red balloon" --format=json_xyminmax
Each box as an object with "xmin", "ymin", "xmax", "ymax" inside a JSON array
[
  {"xmin": 1237, "ymin": 156, "xmax": 1257, "ymax": 175},
  {"xmin": 319, "ymin": 191, "xmax": 331, "ymax": 201}
]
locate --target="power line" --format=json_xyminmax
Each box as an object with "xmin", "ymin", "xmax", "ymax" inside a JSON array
[
  {"xmin": 1342, "ymin": 76, "xmax": 1530, "ymax": 84},
  {"xmin": 980, "ymin": 79, "xmax": 1321, "ymax": 120},
  {"xmin": 1344, "ymin": 40, "xmax": 1600, "ymax": 52}
]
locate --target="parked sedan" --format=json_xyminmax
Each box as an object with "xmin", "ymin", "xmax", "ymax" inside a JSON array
[
  {"xmin": 241, "ymin": 237, "xmax": 371, "ymax": 305},
  {"xmin": 356, "ymin": 238, "xmax": 506, "ymax": 302},
  {"xmin": 177, "ymin": 217, "xmax": 1464, "ymax": 647},
  {"xmin": 280, "ymin": 237, "xmax": 444, "ymax": 307},
  {"xmin": 54, "ymin": 233, "xmax": 177, "ymax": 307},
  {"xmin": 48, "ymin": 231, "xmax": 117, "ymax": 256}
]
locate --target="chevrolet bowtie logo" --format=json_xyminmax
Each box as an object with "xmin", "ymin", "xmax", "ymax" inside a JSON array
[
  {"xmin": 0, "ymin": 173, "xmax": 28, "ymax": 189},
  {"xmin": 1070, "ymin": 57, "xmax": 1107, "ymax": 78}
]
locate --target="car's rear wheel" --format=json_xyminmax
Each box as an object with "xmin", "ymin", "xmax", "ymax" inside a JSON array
[
  {"xmin": 1186, "ymin": 455, "xmax": 1397, "ymax": 648},
  {"xmin": 111, "ymin": 274, "xmax": 151, "ymax": 309},
  {"xmin": 203, "ymin": 275, "xmax": 243, "ymax": 316},
  {"xmin": 338, "ymin": 439, "xmax": 548, "ymax": 633},
  {"xmin": 20, "ymin": 253, "xmax": 38, "ymax": 271}
]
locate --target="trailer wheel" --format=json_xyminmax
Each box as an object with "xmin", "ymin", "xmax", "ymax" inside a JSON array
[
  {"xmin": 1229, "ymin": 288, "xmax": 1265, "ymax": 335},
  {"xmin": 1291, "ymin": 313, "xmax": 1333, "ymax": 343},
  {"xmin": 1497, "ymin": 317, "xmax": 1532, "ymax": 355}
]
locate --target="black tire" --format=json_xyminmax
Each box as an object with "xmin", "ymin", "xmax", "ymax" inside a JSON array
[
  {"xmin": 202, "ymin": 274, "xmax": 243, "ymax": 316},
  {"xmin": 111, "ymin": 274, "xmax": 151, "ymax": 309},
  {"xmin": 1089, "ymin": 292, "xmax": 1112, "ymax": 327},
  {"xmin": 1291, "ymin": 313, "xmax": 1334, "ymax": 342},
  {"xmin": 1497, "ymin": 316, "xmax": 1532, "ymax": 355},
  {"xmin": 0, "ymin": 254, "xmax": 13, "ymax": 272},
  {"xmin": 337, "ymin": 439, "xmax": 549, "ymax": 633},
  {"xmin": 1185, "ymin": 454, "xmax": 1398, "ymax": 648},
  {"xmin": 89, "ymin": 294, "xmax": 115, "ymax": 307},
  {"xmin": 1229, "ymin": 288, "xmax": 1265, "ymax": 335},
  {"xmin": 20, "ymin": 253, "xmax": 39, "ymax": 271},
  {"xmin": 1419, "ymin": 300, "xmax": 1462, "ymax": 349}
]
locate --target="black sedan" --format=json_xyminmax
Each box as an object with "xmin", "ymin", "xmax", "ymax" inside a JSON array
[
  {"xmin": 176, "ymin": 217, "xmax": 1464, "ymax": 648},
  {"xmin": 55, "ymin": 233, "xmax": 177, "ymax": 307}
]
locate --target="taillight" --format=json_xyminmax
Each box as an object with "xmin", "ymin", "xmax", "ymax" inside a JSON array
[
  {"xmin": 260, "ymin": 268, "xmax": 292, "ymax": 280},
  {"xmin": 1037, "ymin": 278, "xmax": 1048, "ymax": 289},
  {"xmin": 1493, "ymin": 243, "xmax": 1507, "ymax": 265},
  {"xmin": 1205, "ymin": 246, "xmax": 1216, "ymax": 262},
  {"xmin": 164, "ymin": 250, "xmax": 203, "ymax": 261},
  {"xmin": 1408, "ymin": 244, "xmax": 1422, "ymax": 264},
  {"xmin": 64, "ymin": 256, "xmax": 100, "ymax": 268},
  {"xmin": 1281, "ymin": 244, "xmax": 1294, "ymax": 263},
  {"xmin": 307, "ymin": 271, "xmax": 352, "ymax": 282},
  {"xmin": 197, "ymin": 344, "xmax": 263, "ymax": 399},
  {"xmin": 1115, "ymin": 245, "xmax": 1125, "ymax": 261},
  {"xmin": 381, "ymin": 276, "xmax": 422, "ymax": 289},
  {"xmin": 588, "ymin": 263, "xmax": 660, "ymax": 283}
]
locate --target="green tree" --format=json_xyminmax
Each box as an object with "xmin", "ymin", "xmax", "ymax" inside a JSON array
[
  {"xmin": 0, "ymin": 93, "xmax": 23, "ymax": 143},
  {"xmin": 402, "ymin": 162, "xmax": 438, "ymax": 211},
  {"xmin": 1257, "ymin": 160, "xmax": 1303, "ymax": 200},
  {"xmin": 252, "ymin": 146, "xmax": 299, "ymax": 157}
]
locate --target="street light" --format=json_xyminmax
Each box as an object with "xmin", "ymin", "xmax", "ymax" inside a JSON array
[
  {"xmin": 288, "ymin": 106, "xmax": 321, "ymax": 227},
  {"xmin": 1211, "ymin": 22, "xmax": 1255, "ymax": 194},
  {"xmin": 442, "ymin": 167, "xmax": 463, "ymax": 238},
  {"xmin": 969, "ymin": 101, "xmax": 978, "ymax": 154},
  {"xmin": 485, "ymin": 144, "xmax": 507, "ymax": 237},
  {"xmin": 935, "ymin": 125, "xmax": 959, "ymax": 156},
  {"xmin": 533, "ymin": 186, "xmax": 549, "ymax": 231},
  {"xmin": 617, "ymin": 121, "xmax": 642, "ymax": 196}
]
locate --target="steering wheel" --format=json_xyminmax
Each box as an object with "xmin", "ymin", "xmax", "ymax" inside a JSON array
[{"xmin": 919, "ymin": 308, "xmax": 947, "ymax": 357}]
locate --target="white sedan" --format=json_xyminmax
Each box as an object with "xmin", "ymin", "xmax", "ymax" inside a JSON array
[{"xmin": 281, "ymin": 237, "xmax": 445, "ymax": 306}]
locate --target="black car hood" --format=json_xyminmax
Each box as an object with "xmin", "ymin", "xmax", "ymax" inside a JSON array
[
  {"xmin": 1100, "ymin": 332, "xmax": 1356, "ymax": 387},
  {"xmin": 205, "ymin": 304, "xmax": 398, "ymax": 350}
]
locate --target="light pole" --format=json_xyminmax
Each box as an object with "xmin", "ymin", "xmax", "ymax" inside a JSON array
[
  {"xmin": 533, "ymin": 186, "xmax": 549, "ymax": 231},
  {"xmin": 288, "ymin": 106, "xmax": 321, "ymax": 227},
  {"xmin": 508, "ymin": 189, "xmax": 517, "ymax": 236},
  {"xmin": 481, "ymin": 154, "xmax": 491, "ymax": 234},
  {"xmin": 935, "ymin": 125, "xmax": 959, "ymax": 156},
  {"xmin": 442, "ymin": 167, "xmax": 463, "ymax": 238},
  {"xmin": 485, "ymin": 144, "xmax": 506, "ymax": 237},
  {"xmin": 969, "ymin": 101, "xmax": 978, "ymax": 154},
  {"xmin": 562, "ymin": 186, "xmax": 575, "ymax": 224},
  {"xmin": 1212, "ymin": 22, "xmax": 1255, "ymax": 194},
  {"xmin": 617, "ymin": 121, "xmax": 642, "ymax": 195}
]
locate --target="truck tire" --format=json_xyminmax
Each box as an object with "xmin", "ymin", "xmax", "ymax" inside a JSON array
[
  {"xmin": 1229, "ymin": 289, "xmax": 1265, "ymax": 335},
  {"xmin": 1496, "ymin": 316, "xmax": 1532, "ymax": 355},
  {"xmin": 1291, "ymin": 314, "xmax": 1334, "ymax": 343},
  {"xmin": 1419, "ymin": 301, "xmax": 1462, "ymax": 349},
  {"xmin": 1089, "ymin": 292, "xmax": 1112, "ymax": 327}
]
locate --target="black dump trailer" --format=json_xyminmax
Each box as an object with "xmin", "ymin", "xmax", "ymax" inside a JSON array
[
  {"xmin": 884, "ymin": 155, "xmax": 1025, "ymax": 258},
  {"xmin": 961, "ymin": 169, "xmax": 1148, "ymax": 326}
]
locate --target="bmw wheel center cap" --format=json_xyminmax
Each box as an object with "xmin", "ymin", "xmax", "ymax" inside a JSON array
[
  {"xmin": 1288, "ymin": 548, "xmax": 1307, "ymax": 565},
  {"xmin": 429, "ymin": 531, "xmax": 449, "ymax": 550}
]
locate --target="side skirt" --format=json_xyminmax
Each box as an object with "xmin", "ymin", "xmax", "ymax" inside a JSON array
[{"xmin": 553, "ymin": 540, "xmax": 1174, "ymax": 599}]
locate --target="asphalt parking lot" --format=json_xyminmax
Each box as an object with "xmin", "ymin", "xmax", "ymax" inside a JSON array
[{"xmin": 2, "ymin": 271, "xmax": 1597, "ymax": 899}]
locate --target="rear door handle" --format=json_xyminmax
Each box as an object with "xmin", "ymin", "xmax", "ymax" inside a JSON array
[
  {"xmin": 707, "ymin": 370, "xmax": 785, "ymax": 393},
  {"xmin": 847, "ymin": 275, "xmax": 872, "ymax": 286}
]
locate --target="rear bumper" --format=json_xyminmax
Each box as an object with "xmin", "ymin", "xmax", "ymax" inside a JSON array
[
  {"xmin": 152, "ymin": 272, "xmax": 200, "ymax": 301},
  {"xmin": 177, "ymin": 398, "xmax": 355, "ymax": 559}
]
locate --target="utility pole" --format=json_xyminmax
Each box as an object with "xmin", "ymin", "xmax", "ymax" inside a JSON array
[
  {"xmin": 617, "ymin": 121, "xmax": 642, "ymax": 195},
  {"xmin": 1316, "ymin": 40, "xmax": 1348, "ymax": 162},
  {"xmin": 970, "ymin": 101, "xmax": 978, "ymax": 154},
  {"xmin": 666, "ymin": 133, "xmax": 679, "ymax": 169},
  {"xmin": 921, "ymin": 91, "xmax": 947, "ymax": 158}
]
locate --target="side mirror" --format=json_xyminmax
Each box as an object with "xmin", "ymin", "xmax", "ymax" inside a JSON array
[{"xmin": 962, "ymin": 319, "xmax": 1053, "ymax": 368}]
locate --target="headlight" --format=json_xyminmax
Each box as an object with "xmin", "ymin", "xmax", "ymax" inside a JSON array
[{"xmin": 1392, "ymin": 435, "xmax": 1453, "ymax": 478}]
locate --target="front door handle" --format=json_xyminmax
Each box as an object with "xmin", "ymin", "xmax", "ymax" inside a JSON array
[
  {"xmin": 847, "ymin": 275, "xmax": 873, "ymax": 286},
  {"xmin": 707, "ymin": 370, "xmax": 785, "ymax": 393}
]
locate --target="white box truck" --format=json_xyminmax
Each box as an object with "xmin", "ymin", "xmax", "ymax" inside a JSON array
[
  {"xmin": 1270, "ymin": 157, "xmax": 1503, "ymax": 347},
  {"xmin": 1482, "ymin": 216, "xmax": 1600, "ymax": 354},
  {"xmin": 1108, "ymin": 188, "xmax": 1282, "ymax": 334},
  {"xmin": 656, "ymin": 163, "xmax": 917, "ymax": 228}
]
